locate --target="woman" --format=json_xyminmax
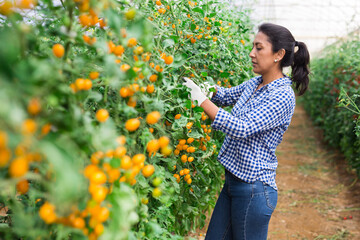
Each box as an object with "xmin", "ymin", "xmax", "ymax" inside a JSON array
[{"xmin": 183, "ymin": 23, "xmax": 310, "ymax": 239}]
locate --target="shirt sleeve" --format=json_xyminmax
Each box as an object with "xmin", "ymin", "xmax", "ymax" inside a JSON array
[
  {"xmin": 211, "ymin": 81, "xmax": 248, "ymax": 107},
  {"xmin": 211, "ymin": 89, "xmax": 295, "ymax": 139}
]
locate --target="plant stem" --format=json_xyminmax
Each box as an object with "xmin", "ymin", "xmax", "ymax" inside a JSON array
[{"xmin": 104, "ymin": 84, "xmax": 109, "ymax": 103}]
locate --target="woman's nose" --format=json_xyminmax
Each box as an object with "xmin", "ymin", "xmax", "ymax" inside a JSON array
[{"xmin": 249, "ymin": 48, "xmax": 255, "ymax": 58}]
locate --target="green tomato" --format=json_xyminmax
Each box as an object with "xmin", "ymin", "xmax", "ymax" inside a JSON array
[
  {"xmin": 152, "ymin": 177, "xmax": 162, "ymax": 187},
  {"xmin": 142, "ymin": 68, "xmax": 150, "ymax": 77},
  {"xmin": 125, "ymin": 8, "xmax": 136, "ymax": 20},
  {"xmin": 47, "ymin": 95, "xmax": 58, "ymax": 107},
  {"xmin": 203, "ymin": 168, "xmax": 210, "ymax": 175},
  {"xmin": 63, "ymin": 16, "xmax": 70, "ymax": 27},
  {"xmin": 168, "ymin": 187, "xmax": 175, "ymax": 195},
  {"xmin": 134, "ymin": 61, "xmax": 143, "ymax": 68}
]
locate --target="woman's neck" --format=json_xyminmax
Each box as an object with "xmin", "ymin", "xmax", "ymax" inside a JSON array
[{"xmin": 261, "ymin": 70, "xmax": 284, "ymax": 85}]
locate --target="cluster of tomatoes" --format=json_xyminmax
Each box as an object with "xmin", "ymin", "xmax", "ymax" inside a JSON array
[
  {"xmin": 39, "ymin": 193, "xmax": 110, "ymax": 239},
  {"xmin": 169, "ymin": 111, "xmax": 216, "ymax": 189},
  {"xmin": 0, "ymin": 0, "xmax": 36, "ymax": 15},
  {"xmin": 0, "ymin": 96, "xmax": 53, "ymax": 195}
]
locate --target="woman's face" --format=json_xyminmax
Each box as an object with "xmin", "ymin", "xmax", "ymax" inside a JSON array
[{"xmin": 249, "ymin": 31, "xmax": 279, "ymax": 75}]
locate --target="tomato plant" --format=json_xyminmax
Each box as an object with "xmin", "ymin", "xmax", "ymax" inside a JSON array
[
  {"xmin": 301, "ymin": 35, "xmax": 360, "ymax": 178},
  {"xmin": 0, "ymin": 0, "xmax": 254, "ymax": 239}
]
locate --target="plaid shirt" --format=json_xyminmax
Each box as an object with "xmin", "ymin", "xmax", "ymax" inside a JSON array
[{"xmin": 211, "ymin": 76, "xmax": 295, "ymax": 190}]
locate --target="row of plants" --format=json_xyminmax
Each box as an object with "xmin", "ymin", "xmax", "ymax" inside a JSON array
[
  {"xmin": 301, "ymin": 34, "xmax": 360, "ymax": 177},
  {"xmin": 0, "ymin": 0, "xmax": 254, "ymax": 239}
]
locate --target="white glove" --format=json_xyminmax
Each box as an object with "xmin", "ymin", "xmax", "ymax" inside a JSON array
[
  {"xmin": 199, "ymin": 82, "xmax": 215, "ymax": 99},
  {"xmin": 182, "ymin": 77, "xmax": 207, "ymax": 106}
]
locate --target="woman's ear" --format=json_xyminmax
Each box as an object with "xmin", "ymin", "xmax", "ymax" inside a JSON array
[{"xmin": 276, "ymin": 48, "xmax": 286, "ymax": 61}]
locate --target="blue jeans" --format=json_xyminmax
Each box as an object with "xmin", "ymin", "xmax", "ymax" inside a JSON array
[{"xmin": 205, "ymin": 169, "xmax": 278, "ymax": 240}]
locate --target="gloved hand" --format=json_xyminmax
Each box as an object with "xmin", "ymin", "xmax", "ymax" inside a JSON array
[
  {"xmin": 183, "ymin": 77, "xmax": 215, "ymax": 99},
  {"xmin": 182, "ymin": 77, "xmax": 208, "ymax": 106},
  {"xmin": 199, "ymin": 82, "xmax": 215, "ymax": 99}
]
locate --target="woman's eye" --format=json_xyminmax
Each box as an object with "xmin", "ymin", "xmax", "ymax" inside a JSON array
[{"xmin": 256, "ymin": 48, "xmax": 261, "ymax": 51}]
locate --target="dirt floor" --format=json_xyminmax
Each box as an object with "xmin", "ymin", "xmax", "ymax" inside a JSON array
[{"xmin": 189, "ymin": 104, "xmax": 360, "ymax": 239}]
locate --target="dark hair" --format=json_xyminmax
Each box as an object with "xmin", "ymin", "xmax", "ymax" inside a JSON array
[{"xmin": 258, "ymin": 23, "xmax": 310, "ymax": 95}]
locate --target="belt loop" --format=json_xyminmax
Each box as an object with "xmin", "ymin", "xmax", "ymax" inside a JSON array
[{"xmin": 251, "ymin": 181, "xmax": 254, "ymax": 197}]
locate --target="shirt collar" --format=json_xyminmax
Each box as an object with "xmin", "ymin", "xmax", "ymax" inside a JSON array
[{"xmin": 256, "ymin": 75, "xmax": 292, "ymax": 90}]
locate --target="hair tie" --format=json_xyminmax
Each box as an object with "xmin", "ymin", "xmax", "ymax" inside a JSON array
[{"xmin": 294, "ymin": 41, "xmax": 299, "ymax": 47}]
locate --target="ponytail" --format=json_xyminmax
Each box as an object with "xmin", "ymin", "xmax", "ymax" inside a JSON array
[
  {"xmin": 292, "ymin": 41, "xmax": 310, "ymax": 96},
  {"xmin": 258, "ymin": 23, "xmax": 310, "ymax": 96}
]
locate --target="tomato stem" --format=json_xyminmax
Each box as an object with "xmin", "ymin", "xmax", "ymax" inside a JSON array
[{"xmin": 104, "ymin": 84, "xmax": 109, "ymax": 102}]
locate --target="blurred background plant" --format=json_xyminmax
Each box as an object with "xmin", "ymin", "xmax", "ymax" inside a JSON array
[{"xmin": 0, "ymin": 0, "xmax": 254, "ymax": 239}]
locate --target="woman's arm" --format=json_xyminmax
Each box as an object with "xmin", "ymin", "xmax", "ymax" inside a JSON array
[
  {"xmin": 211, "ymin": 81, "xmax": 248, "ymax": 107},
  {"xmin": 209, "ymin": 89, "xmax": 295, "ymax": 139},
  {"xmin": 200, "ymin": 99, "xmax": 219, "ymax": 121}
]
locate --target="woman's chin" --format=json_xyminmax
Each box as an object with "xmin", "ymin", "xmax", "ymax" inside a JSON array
[{"xmin": 252, "ymin": 68, "xmax": 261, "ymax": 75}]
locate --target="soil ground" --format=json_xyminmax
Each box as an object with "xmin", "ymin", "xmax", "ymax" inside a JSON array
[{"xmin": 189, "ymin": 103, "xmax": 360, "ymax": 239}]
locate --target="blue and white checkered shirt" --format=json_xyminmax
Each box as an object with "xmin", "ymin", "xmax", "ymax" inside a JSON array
[{"xmin": 211, "ymin": 75, "xmax": 295, "ymax": 190}]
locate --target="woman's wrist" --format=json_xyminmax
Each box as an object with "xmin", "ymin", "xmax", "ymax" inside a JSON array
[{"xmin": 200, "ymin": 99, "xmax": 219, "ymax": 121}]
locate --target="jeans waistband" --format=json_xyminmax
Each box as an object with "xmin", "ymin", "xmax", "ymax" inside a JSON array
[{"xmin": 225, "ymin": 168, "xmax": 247, "ymax": 183}]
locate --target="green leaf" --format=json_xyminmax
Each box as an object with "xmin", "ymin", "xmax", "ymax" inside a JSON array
[
  {"xmin": 162, "ymin": 39, "xmax": 175, "ymax": 49},
  {"xmin": 193, "ymin": 7, "xmax": 205, "ymax": 17},
  {"xmin": 127, "ymin": 19, "xmax": 147, "ymax": 39},
  {"xmin": 193, "ymin": 106, "xmax": 203, "ymax": 112},
  {"xmin": 194, "ymin": 112, "xmax": 202, "ymax": 120},
  {"xmin": 220, "ymin": 72, "xmax": 230, "ymax": 78},
  {"xmin": 172, "ymin": 53, "xmax": 188, "ymax": 68},
  {"xmin": 91, "ymin": 120, "xmax": 118, "ymax": 150},
  {"xmin": 172, "ymin": 116, "xmax": 188, "ymax": 130},
  {"xmin": 188, "ymin": 129, "xmax": 203, "ymax": 139},
  {"xmin": 106, "ymin": 9, "xmax": 124, "ymax": 34},
  {"xmin": 171, "ymin": 130, "xmax": 186, "ymax": 140},
  {"xmin": 190, "ymin": 23, "xmax": 196, "ymax": 31},
  {"xmin": 139, "ymin": 129, "xmax": 154, "ymax": 147},
  {"xmin": 170, "ymin": 35, "xmax": 180, "ymax": 43},
  {"xmin": 201, "ymin": 72, "xmax": 208, "ymax": 77},
  {"xmin": 219, "ymin": 61, "xmax": 225, "ymax": 69},
  {"xmin": 86, "ymin": 91, "xmax": 103, "ymax": 102},
  {"xmin": 206, "ymin": 76, "xmax": 215, "ymax": 83},
  {"xmin": 185, "ymin": 100, "xmax": 192, "ymax": 109},
  {"xmin": 39, "ymin": 140, "xmax": 86, "ymax": 207},
  {"xmin": 110, "ymin": 157, "xmax": 121, "ymax": 168},
  {"xmin": 209, "ymin": 12, "xmax": 217, "ymax": 17}
]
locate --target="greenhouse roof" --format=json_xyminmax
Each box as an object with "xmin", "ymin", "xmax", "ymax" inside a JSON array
[{"xmin": 233, "ymin": 0, "xmax": 360, "ymax": 58}]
